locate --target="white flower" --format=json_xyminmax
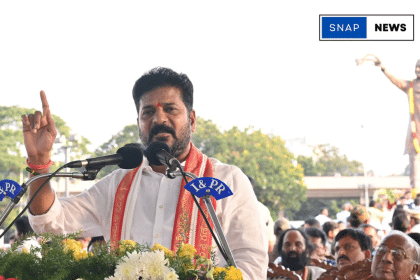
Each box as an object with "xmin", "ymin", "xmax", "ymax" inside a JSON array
[
  {"xmin": 112, "ymin": 252, "xmax": 142, "ymax": 280},
  {"xmin": 137, "ymin": 250, "xmax": 173, "ymax": 280},
  {"xmin": 165, "ymin": 269, "xmax": 179, "ymax": 280},
  {"xmin": 106, "ymin": 250, "xmax": 179, "ymax": 280}
]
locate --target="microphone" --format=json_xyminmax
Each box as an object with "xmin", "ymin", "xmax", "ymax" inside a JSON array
[
  {"xmin": 67, "ymin": 143, "xmax": 144, "ymax": 170},
  {"xmin": 145, "ymin": 141, "xmax": 180, "ymax": 172}
]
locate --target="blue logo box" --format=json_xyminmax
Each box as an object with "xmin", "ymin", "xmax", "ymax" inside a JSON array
[{"xmin": 321, "ymin": 16, "xmax": 367, "ymax": 39}]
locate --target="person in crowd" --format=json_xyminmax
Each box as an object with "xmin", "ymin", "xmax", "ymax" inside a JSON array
[
  {"xmin": 370, "ymin": 230, "xmax": 420, "ymax": 280},
  {"xmin": 333, "ymin": 228, "xmax": 372, "ymax": 271},
  {"xmin": 270, "ymin": 217, "xmax": 291, "ymax": 262},
  {"xmin": 347, "ymin": 205, "xmax": 370, "ymax": 228},
  {"xmin": 392, "ymin": 213, "xmax": 411, "ymax": 233},
  {"xmin": 336, "ymin": 203, "xmax": 352, "ymax": 224},
  {"xmin": 275, "ymin": 228, "xmax": 326, "ymax": 280},
  {"xmin": 315, "ymin": 208, "xmax": 331, "ymax": 226},
  {"xmin": 368, "ymin": 200, "xmax": 387, "ymax": 229},
  {"xmin": 337, "ymin": 221, "xmax": 346, "ymax": 231},
  {"xmin": 412, "ymin": 196, "xmax": 420, "ymax": 212},
  {"xmin": 409, "ymin": 210, "xmax": 420, "ymax": 233},
  {"xmin": 304, "ymin": 218, "xmax": 321, "ymax": 230},
  {"xmin": 15, "ymin": 216, "xmax": 41, "ymax": 254},
  {"xmin": 22, "ymin": 67, "xmax": 267, "ymax": 279},
  {"xmin": 322, "ymin": 221, "xmax": 339, "ymax": 255},
  {"xmin": 305, "ymin": 227, "xmax": 327, "ymax": 261},
  {"xmin": 359, "ymin": 224, "xmax": 381, "ymax": 249}
]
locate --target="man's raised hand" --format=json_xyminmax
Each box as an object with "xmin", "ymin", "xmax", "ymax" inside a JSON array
[{"xmin": 21, "ymin": 91, "xmax": 57, "ymax": 165}]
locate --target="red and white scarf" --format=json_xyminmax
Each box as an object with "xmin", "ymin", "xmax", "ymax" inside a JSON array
[{"xmin": 110, "ymin": 143, "xmax": 216, "ymax": 257}]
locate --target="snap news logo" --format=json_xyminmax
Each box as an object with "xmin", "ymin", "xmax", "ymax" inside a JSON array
[{"xmin": 320, "ymin": 14, "xmax": 414, "ymax": 41}]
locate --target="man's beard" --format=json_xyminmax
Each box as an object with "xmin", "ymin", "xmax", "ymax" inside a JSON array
[
  {"xmin": 280, "ymin": 250, "xmax": 309, "ymax": 271},
  {"xmin": 139, "ymin": 122, "xmax": 191, "ymax": 158}
]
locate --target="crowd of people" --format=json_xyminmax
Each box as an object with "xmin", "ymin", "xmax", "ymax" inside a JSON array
[{"xmin": 267, "ymin": 190, "xmax": 420, "ymax": 279}]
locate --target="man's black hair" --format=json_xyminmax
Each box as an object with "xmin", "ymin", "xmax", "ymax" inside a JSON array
[
  {"xmin": 304, "ymin": 218, "xmax": 321, "ymax": 229},
  {"xmin": 334, "ymin": 228, "xmax": 372, "ymax": 252},
  {"xmin": 305, "ymin": 227, "xmax": 327, "ymax": 246},
  {"xmin": 408, "ymin": 232, "xmax": 420, "ymax": 247},
  {"xmin": 277, "ymin": 228, "xmax": 313, "ymax": 255},
  {"xmin": 392, "ymin": 213, "xmax": 411, "ymax": 233},
  {"xmin": 369, "ymin": 200, "xmax": 376, "ymax": 207},
  {"xmin": 415, "ymin": 197, "xmax": 420, "ymax": 206},
  {"xmin": 15, "ymin": 216, "xmax": 34, "ymax": 237},
  {"xmin": 322, "ymin": 221, "xmax": 339, "ymax": 237},
  {"xmin": 132, "ymin": 67, "xmax": 194, "ymax": 113},
  {"xmin": 358, "ymin": 223, "xmax": 378, "ymax": 234}
]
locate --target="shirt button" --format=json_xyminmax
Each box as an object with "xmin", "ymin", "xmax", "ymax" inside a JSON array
[
  {"xmin": 155, "ymin": 234, "xmax": 160, "ymax": 238},
  {"xmin": 159, "ymin": 205, "xmax": 163, "ymax": 209}
]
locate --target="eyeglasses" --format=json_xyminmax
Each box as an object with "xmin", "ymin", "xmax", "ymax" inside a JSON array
[{"xmin": 375, "ymin": 245, "xmax": 410, "ymax": 262}]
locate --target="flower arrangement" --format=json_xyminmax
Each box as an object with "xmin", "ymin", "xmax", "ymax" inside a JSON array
[{"xmin": 0, "ymin": 232, "xmax": 243, "ymax": 280}]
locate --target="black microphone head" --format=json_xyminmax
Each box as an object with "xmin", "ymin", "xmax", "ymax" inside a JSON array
[
  {"xmin": 145, "ymin": 141, "xmax": 171, "ymax": 166},
  {"xmin": 116, "ymin": 143, "xmax": 144, "ymax": 169}
]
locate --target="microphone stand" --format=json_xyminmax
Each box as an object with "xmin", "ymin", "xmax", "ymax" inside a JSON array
[
  {"xmin": 0, "ymin": 171, "xmax": 97, "ymax": 228},
  {"xmin": 171, "ymin": 169, "xmax": 237, "ymax": 268}
]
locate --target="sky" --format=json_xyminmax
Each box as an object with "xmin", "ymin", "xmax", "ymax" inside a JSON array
[{"xmin": 1, "ymin": 0, "xmax": 420, "ymax": 176}]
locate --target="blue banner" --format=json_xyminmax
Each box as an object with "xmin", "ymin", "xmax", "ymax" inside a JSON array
[
  {"xmin": 0, "ymin": 180, "xmax": 23, "ymax": 201},
  {"xmin": 185, "ymin": 177, "xmax": 233, "ymax": 200}
]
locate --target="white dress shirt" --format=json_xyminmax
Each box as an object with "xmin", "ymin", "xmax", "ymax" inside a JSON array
[{"xmin": 28, "ymin": 157, "xmax": 268, "ymax": 280}]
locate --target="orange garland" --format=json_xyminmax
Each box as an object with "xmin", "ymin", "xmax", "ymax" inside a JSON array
[{"xmin": 409, "ymin": 80, "xmax": 420, "ymax": 153}]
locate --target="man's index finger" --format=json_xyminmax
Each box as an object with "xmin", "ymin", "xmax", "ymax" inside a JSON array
[{"xmin": 40, "ymin": 90, "xmax": 50, "ymax": 113}]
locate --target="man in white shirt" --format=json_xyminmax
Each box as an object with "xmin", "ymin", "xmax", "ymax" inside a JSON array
[
  {"xmin": 22, "ymin": 67, "xmax": 268, "ymax": 279},
  {"xmin": 315, "ymin": 208, "xmax": 331, "ymax": 226}
]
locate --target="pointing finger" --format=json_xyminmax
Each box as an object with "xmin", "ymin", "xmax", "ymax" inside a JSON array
[{"xmin": 40, "ymin": 90, "xmax": 50, "ymax": 116}]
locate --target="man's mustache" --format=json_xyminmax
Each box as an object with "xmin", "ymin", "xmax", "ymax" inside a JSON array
[
  {"xmin": 149, "ymin": 124, "xmax": 176, "ymax": 139},
  {"xmin": 337, "ymin": 255, "xmax": 350, "ymax": 262}
]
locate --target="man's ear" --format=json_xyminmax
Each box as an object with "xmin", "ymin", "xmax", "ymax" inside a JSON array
[
  {"xmin": 411, "ymin": 263, "xmax": 419, "ymax": 279},
  {"xmin": 190, "ymin": 109, "xmax": 196, "ymax": 133},
  {"xmin": 363, "ymin": 249, "xmax": 371, "ymax": 260}
]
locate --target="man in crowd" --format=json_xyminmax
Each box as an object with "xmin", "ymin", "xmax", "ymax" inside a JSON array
[
  {"xmin": 409, "ymin": 210, "xmax": 420, "ymax": 233},
  {"xmin": 392, "ymin": 213, "xmax": 411, "ymax": 233},
  {"xmin": 334, "ymin": 228, "xmax": 372, "ymax": 271},
  {"xmin": 336, "ymin": 203, "xmax": 352, "ymax": 224},
  {"xmin": 304, "ymin": 218, "xmax": 321, "ymax": 230},
  {"xmin": 315, "ymin": 208, "xmax": 331, "ymax": 226},
  {"xmin": 358, "ymin": 224, "xmax": 381, "ymax": 249},
  {"xmin": 371, "ymin": 230, "xmax": 420, "ymax": 280},
  {"xmin": 305, "ymin": 227, "xmax": 327, "ymax": 261},
  {"xmin": 22, "ymin": 67, "xmax": 267, "ymax": 279},
  {"xmin": 276, "ymin": 228, "xmax": 326, "ymax": 280},
  {"xmin": 322, "ymin": 221, "xmax": 339, "ymax": 255}
]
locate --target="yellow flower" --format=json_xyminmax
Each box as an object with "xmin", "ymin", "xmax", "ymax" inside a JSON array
[
  {"xmin": 178, "ymin": 243, "xmax": 197, "ymax": 258},
  {"xmin": 243, "ymin": 150, "xmax": 249, "ymax": 155},
  {"xmin": 117, "ymin": 239, "xmax": 137, "ymax": 255},
  {"xmin": 151, "ymin": 243, "xmax": 174, "ymax": 257},
  {"xmin": 213, "ymin": 266, "xmax": 226, "ymax": 276},
  {"xmin": 225, "ymin": 266, "xmax": 243, "ymax": 280},
  {"xmin": 63, "ymin": 239, "xmax": 91, "ymax": 260}
]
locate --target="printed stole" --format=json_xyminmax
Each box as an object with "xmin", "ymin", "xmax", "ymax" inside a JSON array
[{"xmin": 110, "ymin": 143, "xmax": 216, "ymax": 258}]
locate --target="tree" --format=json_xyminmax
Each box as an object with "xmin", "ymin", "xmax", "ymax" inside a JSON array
[
  {"xmin": 0, "ymin": 105, "xmax": 91, "ymax": 232},
  {"xmin": 91, "ymin": 124, "xmax": 140, "ymax": 179},
  {"xmin": 0, "ymin": 106, "xmax": 91, "ymax": 182},
  {"xmin": 192, "ymin": 117, "xmax": 307, "ymax": 218},
  {"xmin": 297, "ymin": 144, "xmax": 364, "ymax": 176}
]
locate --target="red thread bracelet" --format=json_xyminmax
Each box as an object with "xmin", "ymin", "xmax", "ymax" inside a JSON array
[{"xmin": 26, "ymin": 158, "xmax": 55, "ymax": 170}]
